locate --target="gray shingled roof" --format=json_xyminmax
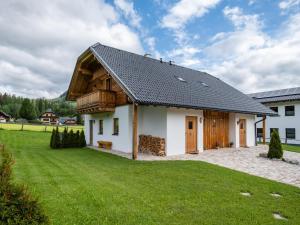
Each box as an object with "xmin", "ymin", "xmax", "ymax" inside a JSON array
[
  {"xmin": 84, "ymin": 43, "xmax": 274, "ymax": 115},
  {"xmin": 248, "ymin": 87, "xmax": 300, "ymax": 103}
]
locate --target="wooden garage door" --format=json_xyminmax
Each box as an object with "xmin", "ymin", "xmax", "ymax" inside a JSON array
[{"xmin": 204, "ymin": 111, "xmax": 229, "ymax": 150}]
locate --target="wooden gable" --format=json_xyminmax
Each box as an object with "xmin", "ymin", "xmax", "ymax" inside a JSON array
[{"xmin": 67, "ymin": 51, "xmax": 131, "ymax": 111}]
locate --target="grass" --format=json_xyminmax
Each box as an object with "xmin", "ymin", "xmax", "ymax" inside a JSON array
[
  {"xmin": 282, "ymin": 144, "xmax": 300, "ymax": 153},
  {"xmin": 0, "ymin": 122, "xmax": 83, "ymax": 132},
  {"xmin": 0, "ymin": 130, "xmax": 299, "ymax": 225}
]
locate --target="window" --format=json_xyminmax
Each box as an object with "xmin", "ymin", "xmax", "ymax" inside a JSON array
[
  {"xmin": 113, "ymin": 118, "xmax": 119, "ymax": 135},
  {"xmin": 257, "ymin": 114, "xmax": 263, "ymax": 118},
  {"xmin": 285, "ymin": 105, "xmax": 295, "ymax": 116},
  {"xmin": 99, "ymin": 120, "xmax": 103, "ymax": 135},
  {"xmin": 270, "ymin": 128, "xmax": 279, "ymax": 137},
  {"xmin": 106, "ymin": 78, "xmax": 112, "ymax": 91},
  {"xmin": 286, "ymin": 128, "xmax": 295, "ymax": 139},
  {"xmin": 188, "ymin": 121, "xmax": 193, "ymax": 129},
  {"xmin": 257, "ymin": 128, "xmax": 263, "ymax": 138},
  {"xmin": 270, "ymin": 107, "xmax": 278, "ymax": 113},
  {"xmin": 270, "ymin": 106, "xmax": 279, "ymax": 116}
]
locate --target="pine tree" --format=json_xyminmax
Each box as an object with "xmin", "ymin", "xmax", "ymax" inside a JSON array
[
  {"xmin": 69, "ymin": 130, "xmax": 75, "ymax": 148},
  {"xmin": 75, "ymin": 130, "xmax": 80, "ymax": 147},
  {"xmin": 79, "ymin": 130, "xmax": 86, "ymax": 147},
  {"xmin": 19, "ymin": 98, "xmax": 37, "ymax": 120},
  {"xmin": 61, "ymin": 128, "xmax": 68, "ymax": 148},
  {"xmin": 268, "ymin": 129, "xmax": 283, "ymax": 159},
  {"xmin": 50, "ymin": 129, "xmax": 55, "ymax": 148},
  {"xmin": 53, "ymin": 127, "xmax": 61, "ymax": 149}
]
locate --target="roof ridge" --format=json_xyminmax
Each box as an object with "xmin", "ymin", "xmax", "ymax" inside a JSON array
[{"xmin": 91, "ymin": 42, "xmax": 219, "ymax": 79}]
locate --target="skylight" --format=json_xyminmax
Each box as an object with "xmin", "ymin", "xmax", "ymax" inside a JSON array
[
  {"xmin": 201, "ymin": 82, "xmax": 209, "ymax": 87},
  {"xmin": 197, "ymin": 81, "xmax": 209, "ymax": 87},
  {"xmin": 175, "ymin": 76, "xmax": 186, "ymax": 82}
]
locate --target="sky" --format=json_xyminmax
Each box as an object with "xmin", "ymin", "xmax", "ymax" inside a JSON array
[{"xmin": 0, "ymin": 0, "xmax": 300, "ymax": 99}]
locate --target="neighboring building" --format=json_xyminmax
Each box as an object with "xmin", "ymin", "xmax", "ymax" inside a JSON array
[
  {"xmin": 0, "ymin": 111, "xmax": 10, "ymax": 123},
  {"xmin": 59, "ymin": 117, "xmax": 77, "ymax": 125},
  {"xmin": 40, "ymin": 109, "xmax": 58, "ymax": 125},
  {"xmin": 249, "ymin": 87, "xmax": 300, "ymax": 145},
  {"xmin": 67, "ymin": 43, "xmax": 273, "ymax": 159}
]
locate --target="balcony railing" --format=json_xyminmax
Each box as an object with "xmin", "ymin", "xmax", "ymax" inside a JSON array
[{"xmin": 76, "ymin": 90, "xmax": 116, "ymax": 113}]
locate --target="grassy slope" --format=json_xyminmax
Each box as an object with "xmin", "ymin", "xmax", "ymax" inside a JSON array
[{"xmin": 0, "ymin": 130, "xmax": 299, "ymax": 225}]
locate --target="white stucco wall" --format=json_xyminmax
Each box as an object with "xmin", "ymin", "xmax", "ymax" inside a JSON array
[
  {"xmin": 256, "ymin": 101, "xmax": 300, "ymax": 144},
  {"xmin": 166, "ymin": 108, "xmax": 204, "ymax": 156},
  {"xmin": 235, "ymin": 113, "xmax": 256, "ymax": 147},
  {"xmin": 83, "ymin": 104, "xmax": 256, "ymax": 155},
  {"xmin": 84, "ymin": 105, "xmax": 133, "ymax": 153},
  {"xmin": 229, "ymin": 113, "xmax": 239, "ymax": 148},
  {"xmin": 138, "ymin": 106, "xmax": 167, "ymax": 138}
]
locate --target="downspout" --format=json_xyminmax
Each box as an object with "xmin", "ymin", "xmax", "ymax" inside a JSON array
[{"xmin": 254, "ymin": 115, "xmax": 266, "ymax": 146}]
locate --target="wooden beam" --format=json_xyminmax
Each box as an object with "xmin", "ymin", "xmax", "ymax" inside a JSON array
[
  {"xmin": 79, "ymin": 68, "xmax": 93, "ymax": 76},
  {"xmin": 262, "ymin": 115, "xmax": 266, "ymax": 144},
  {"xmin": 132, "ymin": 104, "xmax": 138, "ymax": 160}
]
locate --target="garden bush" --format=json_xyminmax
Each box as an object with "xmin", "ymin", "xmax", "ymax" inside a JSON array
[
  {"xmin": 50, "ymin": 129, "xmax": 86, "ymax": 149},
  {"xmin": 268, "ymin": 129, "xmax": 283, "ymax": 159},
  {"xmin": 0, "ymin": 146, "xmax": 49, "ymax": 224}
]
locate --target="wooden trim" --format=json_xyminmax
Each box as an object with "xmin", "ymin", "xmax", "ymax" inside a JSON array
[{"xmin": 132, "ymin": 104, "xmax": 138, "ymax": 160}]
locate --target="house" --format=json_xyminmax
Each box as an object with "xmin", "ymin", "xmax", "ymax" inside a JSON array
[
  {"xmin": 0, "ymin": 111, "xmax": 10, "ymax": 123},
  {"xmin": 248, "ymin": 87, "xmax": 300, "ymax": 145},
  {"xmin": 66, "ymin": 43, "xmax": 274, "ymax": 159},
  {"xmin": 59, "ymin": 117, "xmax": 77, "ymax": 125},
  {"xmin": 40, "ymin": 109, "xmax": 58, "ymax": 125}
]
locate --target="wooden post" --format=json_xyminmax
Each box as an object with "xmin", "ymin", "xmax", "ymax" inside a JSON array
[
  {"xmin": 262, "ymin": 115, "xmax": 266, "ymax": 145},
  {"xmin": 132, "ymin": 103, "xmax": 138, "ymax": 160}
]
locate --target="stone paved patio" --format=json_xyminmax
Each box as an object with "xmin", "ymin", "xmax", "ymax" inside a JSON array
[{"xmin": 89, "ymin": 145, "xmax": 300, "ymax": 188}]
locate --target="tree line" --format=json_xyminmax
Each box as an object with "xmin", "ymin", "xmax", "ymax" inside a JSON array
[{"xmin": 0, "ymin": 92, "xmax": 77, "ymax": 121}]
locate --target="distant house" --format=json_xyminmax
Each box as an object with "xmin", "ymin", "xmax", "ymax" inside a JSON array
[
  {"xmin": 66, "ymin": 43, "xmax": 273, "ymax": 159},
  {"xmin": 59, "ymin": 117, "xmax": 77, "ymax": 125},
  {"xmin": 0, "ymin": 111, "xmax": 10, "ymax": 123},
  {"xmin": 40, "ymin": 109, "xmax": 58, "ymax": 125},
  {"xmin": 249, "ymin": 87, "xmax": 300, "ymax": 144}
]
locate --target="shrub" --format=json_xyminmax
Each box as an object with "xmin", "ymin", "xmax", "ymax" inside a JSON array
[
  {"xmin": 267, "ymin": 130, "xmax": 283, "ymax": 159},
  {"xmin": 69, "ymin": 130, "xmax": 75, "ymax": 148},
  {"xmin": 0, "ymin": 146, "xmax": 49, "ymax": 224},
  {"xmin": 52, "ymin": 127, "xmax": 61, "ymax": 149},
  {"xmin": 61, "ymin": 128, "xmax": 68, "ymax": 148},
  {"xmin": 75, "ymin": 130, "xmax": 80, "ymax": 147},
  {"xmin": 50, "ymin": 129, "xmax": 55, "ymax": 148},
  {"xmin": 79, "ymin": 130, "xmax": 86, "ymax": 147}
]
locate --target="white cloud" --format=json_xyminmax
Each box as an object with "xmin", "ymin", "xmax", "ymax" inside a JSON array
[
  {"xmin": 279, "ymin": 0, "xmax": 300, "ymax": 10},
  {"xmin": 0, "ymin": 0, "xmax": 143, "ymax": 98},
  {"xmin": 114, "ymin": 0, "xmax": 142, "ymax": 28},
  {"xmin": 161, "ymin": 0, "xmax": 221, "ymax": 29},
  {"xmin": 204, "ymin": 7, "xmax": 300, "ymax": 93}
]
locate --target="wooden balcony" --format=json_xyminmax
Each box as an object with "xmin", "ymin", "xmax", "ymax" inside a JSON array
[{"xmin": 76, "ymin": 90, "xmax": 116, "ymax": 113}]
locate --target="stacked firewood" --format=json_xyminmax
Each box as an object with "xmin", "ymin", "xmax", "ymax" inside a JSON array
[{"xmin": 139, "ymin": 135, "xmax": 166, "ymax": 156}]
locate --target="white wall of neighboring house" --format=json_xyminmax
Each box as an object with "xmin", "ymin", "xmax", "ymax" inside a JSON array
[
  {"xmin": 166, "ymin": 108, "xmax": 204, "ymax": 156},
  {"xmin": 256, "ymin": 101, "xmax": 300, "ymax": 144},
  {"xmin": 84, "ymin": 105, "xmax": 257, "ymax": 156}
]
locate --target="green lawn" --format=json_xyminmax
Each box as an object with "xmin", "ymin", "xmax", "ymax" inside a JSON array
[
  {"xmin": 282, "ymin": 144, "xmax": 300, "ymax": 153},
  {"xmin": 0, "ymin": 122, "xmax": 83, "ymax": 132},
  {"xmin": 0, "ymin": 130, "xmax": 299, "ymax": 225}
]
